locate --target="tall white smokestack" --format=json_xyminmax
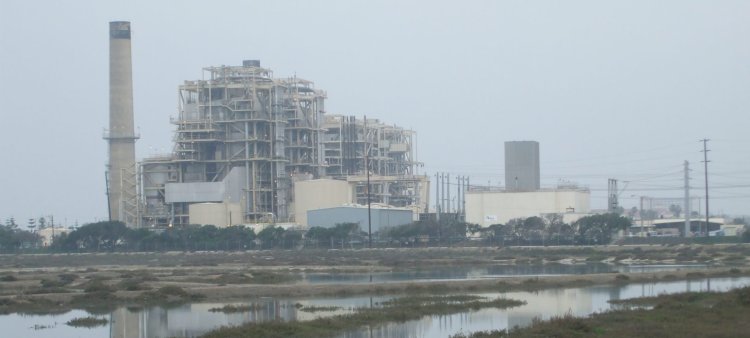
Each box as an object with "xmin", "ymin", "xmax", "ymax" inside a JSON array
[{"xmin": 106, "ymin": 21, "xmax": 138, "ymax": 226}]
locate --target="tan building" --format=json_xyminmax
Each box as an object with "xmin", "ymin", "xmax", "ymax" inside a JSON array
[
  {"xmin": 293, "ymin": 179, "xmax": 353, "ymax": 226},
  {"xmin": 188, "ymin": 202, "xmax": 244, "ymax": 227},
  {"xmin": 466, "ymin": 188, "xmax": 591, "ymax": 226}
]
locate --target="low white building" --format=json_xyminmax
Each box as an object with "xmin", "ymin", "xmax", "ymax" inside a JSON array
[{"xmin": 466, "ymin": 188, "xmax": 591, "ymax": 227}]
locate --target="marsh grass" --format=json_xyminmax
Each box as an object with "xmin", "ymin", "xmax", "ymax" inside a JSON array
[
  {"xmin": 454, "ymin": 286, "xmax": 750, "ymax": 338},
  {"xmin": 66, "ymin": 316, "xmax": 108, "ymax": 327},
  {"xmin": 298, "ymin": 305, "xmax": 341, "ymax": 312},
  {"xmin": 209, "ymin": 304, "xmax": 266, "ymax": 313},
  {"xmin": 210, "ymin": 271, "xmax": 299, "ymax": 285}
]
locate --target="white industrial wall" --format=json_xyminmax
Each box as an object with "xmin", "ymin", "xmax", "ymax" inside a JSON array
[
  {"xmin": 466, "ymin": 190, "xmax": 591, "ymax": 226},
  {"xmin": 293, "ymin": 179, "xmax": 353, "ymax": 226}
]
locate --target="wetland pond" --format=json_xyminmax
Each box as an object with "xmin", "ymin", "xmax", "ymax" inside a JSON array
[
  {"xmin": 298, "ymin": 262, "xmax": 713, "ymax": 284},
  {"xmin": 1, "ymin": 264, "xmax": 745, "ymax": 338}
]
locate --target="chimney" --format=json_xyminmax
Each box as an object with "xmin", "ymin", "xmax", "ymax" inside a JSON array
[{"xmin": 106, "ymin": 21, "xmax": 139, "ymax": 226}]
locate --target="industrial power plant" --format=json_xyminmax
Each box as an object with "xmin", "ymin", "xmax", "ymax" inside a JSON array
[
  {"xmin": 106, "ymin": 22, "xmax": 427, "ymax": 228},
  {"xmin": 104, "ymin": 21, "xmax": 588, "ymax": 230}
]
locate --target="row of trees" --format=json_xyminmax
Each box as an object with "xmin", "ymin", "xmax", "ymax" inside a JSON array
[
  {"xmin": 378, "ymin": 213, "xmax": 632, "ymax": 246},
  {"xmin": 0, "ymin": 223, "xmax": 40, "ymax": 250},
  {"xmin": 483, "ymin": 213, "xmax": 632, "ymax": 245},
  {"xmin": 49, "ymin": 221, "xmax": 261, "ymax": 252},
  {"xmin": 5, "ymin": 213, "xmax": 748, "ymax": 253}
]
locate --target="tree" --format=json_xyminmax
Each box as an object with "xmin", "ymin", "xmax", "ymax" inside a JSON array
[
  {"xmin": 669, "ymin": 204, "xmax": 682, "ymax": 218},
  {"xmin": 4, "ymin": 217, "xmax": 18, "ymax": 230},
  {"xmin": 53, "ymin": 221, "xmax": 128, "ymax": 251},
  {"xmin": 573, "ymin": 213, "xmax": 631, "ymax": 245},
  {"xmin": 627, "ymin": 207, "xmax": 638, "ymax": 219},
  {"xmin": 307, "ymin": 223, "xmax": 361, "ymax": 247},
  {"xmin": 545, "ymin": 214, "xmax": 574, "ymax": 244},
  {"xmin": 0, "ymin": 226, "xmax": 40, "ymax": 251},
  {"xmin": 514, "ymin": 216, "xmax": 546, "ymax": 243},
  {"xmin": 466, "ymin": 223, "xmax": 482, "ymax": 237},
  {"xmin": 257, "ymin": 226, "xmax": 286, "ymax": 249}
]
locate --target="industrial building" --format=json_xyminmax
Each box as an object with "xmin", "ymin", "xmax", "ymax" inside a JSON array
[
  {"xmin": 307, "ymin": 205, "xmax": 413, "ymax": 233},
  {"xmin": 465, "ymin": 140, "xmax": 591, "ymax": 227},
  {"xmin": 136, "ymin": 61, "xmax": 428, "ymax": 227},
  {"xmin": 466, "ymin": 186, "xmax": 591, "ymax": 226},
  {"xmin": 504, "ymin": 141, "xmax": 540, "ymax": 191}
]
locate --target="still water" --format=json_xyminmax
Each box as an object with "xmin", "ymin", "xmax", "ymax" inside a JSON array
[
  {"xmin": 299, "ymin": 263, "xmax": 711, "ymax": 284},
  {"xmin": 2, "ymin": 276, "xmax": 748, "ymax": 338}
]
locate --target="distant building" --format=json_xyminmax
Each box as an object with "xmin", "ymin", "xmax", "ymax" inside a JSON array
[
  {"xmin": 638, "ymin": 217, "xmax": 742, "ymax": 237},
  {"xmin": 37, "ymin": 227, "xmax": 70, "ymax": 247},
  {"xmin": 504, "ymin": 141, "xmax": 540, "ymax": 191},
  {"xmin": 466, "ymin": 188, "xmax": 590, "ymax": 226}
]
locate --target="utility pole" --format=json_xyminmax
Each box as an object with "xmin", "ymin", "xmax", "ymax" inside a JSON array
[
  {"xmin": 458, "ymin": 176, "xmax": 464, "ymax": 221},
  {"xmin": 435, "ymin": 172, "xmax": 440, "ymax": 222},
  {"xmin": 607, "ymin": 179, "xmax": 618, "ymax": 213},
  {"xmin": 442, "ymin": 173, "xmax": 447, "ymax": 216},
  {"xmin": 447, "ymin": 175, "xmax": 451, "ymax": 216},
  {"xmin": 684, "ymin": 161, "xmax": 691, "ymax": 237},
  {"xmin": 464, "ymin": 177, "xmax": 469, "ymax": 220},
  {"xmin": 700, "ymin": 139, "xmax": 710, "ymax": 236}
]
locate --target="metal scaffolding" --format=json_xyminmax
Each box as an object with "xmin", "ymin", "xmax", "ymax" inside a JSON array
[
  {"xmin": 322, "ymin": 115, "xmax": 427, "ymax": 214},
  {"xmin": 140, "ymin": 60, "xmax": 428, "ymax": 226}
]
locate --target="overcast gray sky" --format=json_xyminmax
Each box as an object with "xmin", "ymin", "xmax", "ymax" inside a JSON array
[{"xmin": 1, "ymin": 0, "xmax": 749, "ymax": 226}]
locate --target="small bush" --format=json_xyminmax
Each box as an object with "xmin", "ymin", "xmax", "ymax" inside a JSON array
[
  {"xmin": 209, "ymin": 304, "xmax": 264, "ymax": 313},
  {"xmin": 84, "ymin": 280, "xmax": 115, "ymax": 293},
  {"xmin": 0, "ymin": 275, "xmax": 18, "ymax": 282},
  {"xmin": 614, "ymin": 274, "xmax": 630, "ymax": 281},
  {"xmin": 58, "ymin": 273, "xmax": 79, "ymax": 284},
  {"xmin": 41, "ymin": 279, "xmax": 65, "ymax": 288},
  {"xmin": 157, "ymin": 285, "xmax": 189, "ymax": 297},
  {"xmin": 118, "ymin": 278, "xmax": 151, "ymax": 291},
  {"xmin": 299, "ymin": 305, "xmax": 341, "ymax": 312},
  {"xmin": 66, "ymin": 316, "xmax": 108, "ymax": 327}
]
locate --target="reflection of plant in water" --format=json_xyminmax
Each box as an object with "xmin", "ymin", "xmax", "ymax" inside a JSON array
[{"xmin": 66, "ymin": 316, "xmax": 108, "ymax": 327}]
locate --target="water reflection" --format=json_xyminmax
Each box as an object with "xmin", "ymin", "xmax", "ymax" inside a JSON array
[
  {"xmin": 1, "ymin": 277, "xmax": 746, "ymax": 338},
  {"xmin": 299, "ymin": 263, "xmax": 711, "ymax": 284},
  {"xmin": 340, "ymin": 278, "xmax": 745, "ymax": 338},
  {"xmin": 108, "ymin": 296, "xmax": 391, "ymax": 338}
]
